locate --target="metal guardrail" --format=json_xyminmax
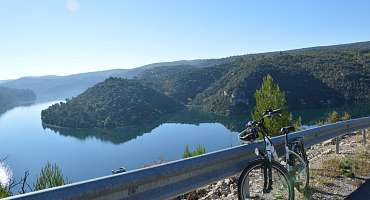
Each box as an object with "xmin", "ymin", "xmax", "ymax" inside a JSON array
[{"xmin": 6, "ymin": 117, "xmax": 370, "ymax": 200}]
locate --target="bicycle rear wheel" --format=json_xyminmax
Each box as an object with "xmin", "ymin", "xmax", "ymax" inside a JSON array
[
  {"xmin": 238, "ymin": 159, "xmax": 294, "ymax": 200},
  {"xmin": 289, "ymin": 141, "xmax": 309, "ymax": 193}
]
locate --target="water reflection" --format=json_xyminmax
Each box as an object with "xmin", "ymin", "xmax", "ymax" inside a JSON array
[
  {"xmin": 43, "ymin": 103, "xmax": 370, "ymax": 145},
  {"xmin": 43, "ymin": 109, "xmax": 246, "ymax": 144},
  {"xmin": 0, "ymin": 102, "xmax": 36, "ymax": 117},
  {"xmin": 42, "ymin": 122, "xmax": 162, "ymax": 144}
]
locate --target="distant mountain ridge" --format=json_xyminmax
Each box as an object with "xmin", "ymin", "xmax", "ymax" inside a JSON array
[
  {"xmin": 0, "ymin": 59, "xmax": 225, "ymax": 102},
  {"xmin": 3, "ymin": 41, "xmax": 370, "ymax": 116}
]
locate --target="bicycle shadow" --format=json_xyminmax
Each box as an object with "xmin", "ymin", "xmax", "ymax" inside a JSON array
[
  {"xmin": 344, "ymin": 178, "xmax": 370, "ymax": 200},
  {"xmin": 302, "ymin": 186, "xmax": 347, "ymax": 199}
]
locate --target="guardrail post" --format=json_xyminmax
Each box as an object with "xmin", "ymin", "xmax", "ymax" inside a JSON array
[
  {"xmin": 363, "ymin": 129, "xmax": 367, "ymax": 146},
  {"xmin": 335, "ymin": 137, "xmax": 340, "ymax": 154}
]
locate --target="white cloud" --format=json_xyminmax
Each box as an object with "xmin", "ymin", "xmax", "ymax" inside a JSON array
[{"xmin": 66, "ymin": 0, "xmax": 80, "ymax": 12}]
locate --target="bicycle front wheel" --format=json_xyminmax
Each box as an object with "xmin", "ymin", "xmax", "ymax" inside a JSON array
[{"xmin": 238, "ymin": 159, "xmax": 294, "ymax": 200}]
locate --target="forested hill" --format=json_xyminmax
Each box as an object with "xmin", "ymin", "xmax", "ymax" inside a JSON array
[
  {"xmin": 193, "ymin": 43, "xmax": 370, "ymax": 114},
  {"xmin": 0, "ymin": 87, "xmax": 36, "ymax": 113},
  {"xmin": 192, "ymin": 46, "xmax": 370, "ymax": 115},
  {"xmin": 5, "ymin": 41, "xmax": 370, "ymax": 117},
  {"xmin": 138, "ymin": 63, "xmax": 236, "ymax": 104},
  {"xmin": 41, "ymin": 78, "xmax": 183, "ymax": 128},
  {"xmin": 135, "ymin": 41, "xmax": 370, "ymax": 115}
]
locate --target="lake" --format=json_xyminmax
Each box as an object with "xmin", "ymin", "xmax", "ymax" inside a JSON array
[
  {"xmin": 0, "ymin": 102, "xmax": 240, "ymax": 186},
  {"xmin": 0, "ymin": 101, "xmax": 369, "ymax": 187}
]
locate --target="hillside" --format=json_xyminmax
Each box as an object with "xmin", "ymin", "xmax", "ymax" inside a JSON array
[
  {"xmin": 0, "ymin": 59, "xmax": 224, "ymax": 102},
  {"xmin": 0, "ymin": 70, "xmax": 130, "ymax": 102},
  {"xmin": 192, "ymin": 43, "xmax": 370, "ymax": 115},
  {"xmin": 0, "ymin": 87, "xmax": 36, "ymax": 113},
  {"xmin": 138, "ymin": 62, "xmax": 236, "ymax": 104},
  {"xmin": 3, "ymin": 41, "xmax": 370, "ymax": 116},
  {"xmin": 41, "ymin": 78, "xmax": 183, "ymax": 128}
]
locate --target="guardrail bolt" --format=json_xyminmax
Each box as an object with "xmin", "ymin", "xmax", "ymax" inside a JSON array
[
  {"xmin": 336, "ymin": 137, "xmax": 340, "ymax": 154},
  {"xmin": 363, "ymin": 129, "xmax": 367, "ymax": 146}
]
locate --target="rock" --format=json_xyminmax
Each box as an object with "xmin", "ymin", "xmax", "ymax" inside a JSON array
[
  {"xmin": 322, "ymin": 140, "xmax": 333, "ymax": 146},
  {"xmin": 323, "ymin": 149, "xmax": 334, "ymax": 155}
]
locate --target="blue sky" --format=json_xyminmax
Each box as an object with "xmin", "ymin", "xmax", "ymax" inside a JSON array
[{"xmin": 1, "ymin": 0, "xmax": 370, "ymax": 79}]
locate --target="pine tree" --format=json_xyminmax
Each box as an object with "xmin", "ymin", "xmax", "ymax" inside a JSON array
[
  {"xmin": 192, "ymin": 145, "xmax": 206, "ymax": 157},
  {"xmin": 251, "ymin": 74, "xmax": 293, "ymax": 136},
  {"xmin": 183, "ymin": 145, "xmax": 192, "ymax": 158}
]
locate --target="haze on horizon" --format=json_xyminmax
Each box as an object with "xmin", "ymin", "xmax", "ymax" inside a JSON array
[{"xmin": 1, "ymin": 0, "xmax": 370, "ymax": 80}]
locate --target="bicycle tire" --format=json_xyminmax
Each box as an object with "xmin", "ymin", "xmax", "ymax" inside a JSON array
[
  {"xmin": 290, "ymin": 140, "xmax": 309, "ymax": 193},
  {"xmin": 238, "ymin": 159, "xmax": 294, "ymax": 200}
]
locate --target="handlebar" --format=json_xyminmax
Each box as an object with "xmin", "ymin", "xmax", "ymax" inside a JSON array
[
  {"xmin": 262, "ymin": 108, "xmax": 282, "ymax": 118},
  {"xmin": 239, "ymin": 108, "xmax": 282, "ymax": 141}
]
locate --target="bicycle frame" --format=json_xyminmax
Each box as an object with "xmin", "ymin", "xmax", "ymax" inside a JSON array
[{"xmin": 284, "ymin": 132, "xmax": 307, "ymax": 173}]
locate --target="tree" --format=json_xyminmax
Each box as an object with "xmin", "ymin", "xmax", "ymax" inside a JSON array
[
  {"xmin": 192, "ymin": 145, "xmax": 206, "ymax": 157},
  {"xmin": 0, "ymin": 185, "xmax": 10, "ymax": 198},
  {"xmin": 342, "ymin": 112, "xmax": 351, "ymax": 121},
  {"xmin": 327, "ymin": 111, "xmax": 341, "ymax": 123},
  {"xmin": 323, "ymin": 111, "xmax": 351, "ymax": 124},
  {"xmin": 183, "ymin": 145, "xmax": 192, "ymax": 158},
  {"xmin": 251, "ymin": 74, "xmax": 294, "ymax": 136},
  {"xmin": 183, "ymin": 144, "xmax": 206, "ymax": 158},
  {"xmin": 34, "ymin": 162, "xmax": 69, "ymax": 191}
]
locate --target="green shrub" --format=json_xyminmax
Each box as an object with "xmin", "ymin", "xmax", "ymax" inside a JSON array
[
  {"xmin": 183, "ymin": 144, "xmax": 206, "ymax": 158},
  {"xmin": 340, "ymin": 158, "xmax": 354, "ymax": 178},
  {"xmin": 183, "ymin": 145, "xmax": 192, "ymax": 158},
  {"xmin": 0, "ymin": 185, "xmax": 10, "ymax": 198},
  {"xmin": 327, "ymin": 111, "xmax": 341, "ymax": 123},
  {"xmin": 34, "ymin": 162, "xmax": 69, "ymax": 191},
  {"xmin": 192, "ymin": 145, "xmax": 206, "ymax": 157}
]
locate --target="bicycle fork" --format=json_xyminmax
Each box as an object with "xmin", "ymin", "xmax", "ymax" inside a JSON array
[
  {"xmin": 263, "ymin": 137, "xmax": 276, "ymax": 193},
  {"xmin": 263, "ymin": 157, "xmax": 273, "ymax": 193}
]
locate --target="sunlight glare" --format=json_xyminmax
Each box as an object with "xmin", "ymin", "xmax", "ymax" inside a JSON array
[{"xmin": 0, "ymin": 161, "xmax": 12, "ymax": 187}]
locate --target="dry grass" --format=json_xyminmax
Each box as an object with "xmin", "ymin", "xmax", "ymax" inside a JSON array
[
  {"xmin": 315, "ymin": 156, "xmax": 342, "ymax": 178},
  {"xmin": 312, "ymin": 138, "xmax": 370, "ymax": 178},
  {"xmin": 302, "ymin": 132, "xmax": 370, "ymax": 200},
  {"xmin": 352, "ymin": 147, "xmax": 370, "ymax": 176}
]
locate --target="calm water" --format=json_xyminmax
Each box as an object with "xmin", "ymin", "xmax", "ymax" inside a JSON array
[{"xmin": 0, "ymin": 102, "xmax": 240, "ymax": 185}]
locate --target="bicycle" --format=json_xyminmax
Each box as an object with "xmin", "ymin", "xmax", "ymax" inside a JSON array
[{"xmin": 237, "ymin": 108, "xmax": 308, "ymax": 200}]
